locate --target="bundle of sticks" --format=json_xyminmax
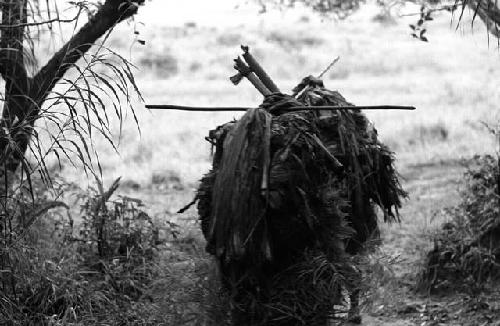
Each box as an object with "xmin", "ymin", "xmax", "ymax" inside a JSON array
[{"xmin": 146, "ymin": 47, "xmax": 415, "ymax": 113}]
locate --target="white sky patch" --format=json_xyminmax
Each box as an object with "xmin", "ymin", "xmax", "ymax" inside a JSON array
[{"xmin": 136, "ymin": 0, "xmax": 259, "ymax": 27}]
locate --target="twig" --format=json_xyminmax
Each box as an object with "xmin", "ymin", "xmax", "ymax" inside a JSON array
[
  {"xmin": 146, "ymin": 104, "xmax": 417, "ymax": 111},
  {"xmin": 318, "ymin": 56, "xmax": 340, "ymax": 78},
  {"xmin": 177, "ymin": 196, "xmax": 198, "ymax": 214},
  {"xmin": 0, "ymin": 14, "xmax": 80, "ymax": 29},
  {"xmin": 292, "ymin": 57, "xmax": 340, "ymax": 99},
  {"xmin": 309, "ymin": 133, "xmax": 343, "ymax": 171},
  {"xmin": 399, "ymin": 4, "xmax": 460, "ymax": 17}
]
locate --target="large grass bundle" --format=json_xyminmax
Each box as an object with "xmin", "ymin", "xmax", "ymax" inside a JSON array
[
  {"xmin": 209, "ymin": 108, "xmax": 273, "ymax": 267},
  {"xmin": 196, "ymin": 76, "xmax": 406, "ymax": 325},
  {"xmin": 420, "ymin": 153, "xmax": 500, "ymax": 292}
]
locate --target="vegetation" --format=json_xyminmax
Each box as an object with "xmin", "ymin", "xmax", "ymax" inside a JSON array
[
  {"xmin": 0, "ymin": 0, "xmax": 498, "ymax": 325},
  {"xmin": 0, "ymin": 0, "xmax": 153, "ymax": 324},
  {"xmin": 0, "ymin": 175, "xmax": 187, "ymax": 325},
  {"xmin": 0, "ymin": 0, "xmax": 144, "ymax": 187},
  {"xmin": 420, "ymin": 127, "xmax": 500, "ymax": 292},
  {"xmin": 260, "ymin": 0, "xmax": 500, "ymax": 39}
]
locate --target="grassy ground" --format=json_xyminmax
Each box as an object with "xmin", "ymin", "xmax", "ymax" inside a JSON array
[
  {"xmin": 363, "ymin": 160, "xmax": 500, "ymax": 326},
  {"xmin": 26, "ymin": 1, "xmax": 500, "ymax": 325},
  {"xmin": 118, "ymin": 157, "xmax": 500, "ymax": 325}
]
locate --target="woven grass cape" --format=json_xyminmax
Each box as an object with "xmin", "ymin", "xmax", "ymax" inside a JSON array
[{"xmin": 196, "ymin": 76, "xmax": 406, "ymax": 325}]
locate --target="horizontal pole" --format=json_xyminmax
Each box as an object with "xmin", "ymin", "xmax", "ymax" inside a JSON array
[
  {"xmin": 295, "ymin": 105, "xmax": 416, "ymax": 111},
  {"xmin": 146, "ymin": 104, "xmax": 250, "ymax": 111},
  {"xmin": 145, "ymin": 104, "xmax": 416, "ymax": 112}
]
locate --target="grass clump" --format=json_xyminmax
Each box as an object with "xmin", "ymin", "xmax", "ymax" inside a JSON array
[
  {"xmin": 420, "ymin": 128, "xmax": 500, "ymax": 293},
  {"xmin": 0, "ymin": 177, "xmax": 176, "ymax": 325}
]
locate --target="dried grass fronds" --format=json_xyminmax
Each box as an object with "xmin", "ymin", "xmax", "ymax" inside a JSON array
[{"xmin": 209, "ymin": 108, "xmax": 273, "ymax": 265}]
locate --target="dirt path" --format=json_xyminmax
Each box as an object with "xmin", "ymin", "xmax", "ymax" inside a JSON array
[{"xmin": 359, "ymin": 160, "xmax": 500, "ymax": 326}]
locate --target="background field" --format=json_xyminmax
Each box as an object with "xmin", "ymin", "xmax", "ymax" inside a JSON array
[{"xmin": 59, "ymin": 1, "xmax": 498, "ymax": 189}]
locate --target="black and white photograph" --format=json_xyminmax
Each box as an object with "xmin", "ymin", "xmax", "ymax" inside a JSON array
[{"xmin": 0, "ymin": 0, "xmax": 499, "ymax": 325}]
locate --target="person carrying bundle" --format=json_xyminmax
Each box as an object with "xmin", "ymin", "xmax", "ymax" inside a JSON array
[{"xmin": 160, "ymin": 46, "xmax": 409, "ymax": 326}]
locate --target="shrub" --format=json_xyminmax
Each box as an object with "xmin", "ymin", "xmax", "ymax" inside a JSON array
[
  {"xmin": 75, "ymin": 178, "xmax": 162, "ymax": 260},
  {"xmin": 0, "ymin": 177, "xmax": 176, "ymax": 325},
  {"xmin": 419, "ymin": 126, "xmax": 500, "ymax": 293}
]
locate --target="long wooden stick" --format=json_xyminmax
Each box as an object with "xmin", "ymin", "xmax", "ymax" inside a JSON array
[
  {"xmin": 146, "ymin": 105, "xmax": 251, "ymax": 111},
  {"xmin": 146, "ymin": 104, "xmax": 416, "ymax": 111},
  {"xmin": 241, "ymin": 45, "xmax": 280, "ymax": 93},
  {"xmin": 232, "ymin": 57, "xmax": 271, "ymax": 96},
  {"xmin": 292, "ymin": 105, "xmax": 415, "ymax": 111}
]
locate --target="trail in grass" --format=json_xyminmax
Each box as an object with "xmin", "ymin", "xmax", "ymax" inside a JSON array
[{"xmin": 360, "ymin": 160, "xmax": 500, "ymax": 326}]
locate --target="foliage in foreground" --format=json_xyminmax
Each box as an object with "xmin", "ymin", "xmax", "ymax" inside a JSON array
[
  {"xmin": 420, "ymin": 147, "xmax": 500, "ymax": 292},
  {"xmin": 0, "ymin": 178, "xmax": 177, "ymax": 325}
]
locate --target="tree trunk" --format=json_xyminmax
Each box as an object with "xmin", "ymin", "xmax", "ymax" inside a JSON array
[
  {"xmin": 0, "ymin": 0, "xmax": 144, "ymax": 191},
  {"xmin": 0, "ymin": 0, "xmax": 31, "ymax": 189}
]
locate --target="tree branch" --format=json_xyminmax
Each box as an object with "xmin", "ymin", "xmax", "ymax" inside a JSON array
[
  {"xmin": 0, "ymin": 0, "xmax": 144, "ymax": 180},
  {"xmin": 0, "ymin": 14, "xmax": 79, "ymax": 29},
  {"xmin": 32, "ymin": 0, "xmax": 145, "ymax": 104}
]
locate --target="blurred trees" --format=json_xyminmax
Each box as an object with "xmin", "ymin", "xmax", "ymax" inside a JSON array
[
  {"xmin": 259, "ymin": 0, "xmax": 500, "ymax": 38},
  {"xmin": 257, "ymin": 0, "xmax": 364, "ymax": 17}
]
